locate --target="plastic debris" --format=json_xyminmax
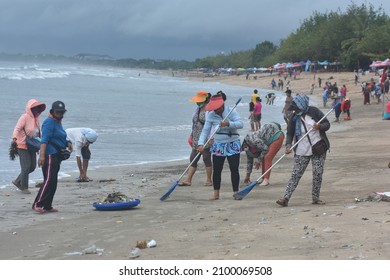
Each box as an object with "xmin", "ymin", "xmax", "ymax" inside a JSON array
[
  {"xmin": 129, "ymin": 247, "xmax": 141, "ymax": 259},
  {"xmin": 147, "ymin": 240, "xmax": 157, "ymax": 248}
]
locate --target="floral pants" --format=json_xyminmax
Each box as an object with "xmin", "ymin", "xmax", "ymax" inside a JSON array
[{"xmin": 283, "ymin": 153, "xmax": 326, "ymax": 201}]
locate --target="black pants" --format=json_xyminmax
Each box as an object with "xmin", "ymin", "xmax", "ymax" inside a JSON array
[
  {"xmin": 33, "ymin": 154, "xmax": 61, "ymax": 210},
  {"xmin": 212, "ymin": 153, "xmax": 240, "ymax": 192}
]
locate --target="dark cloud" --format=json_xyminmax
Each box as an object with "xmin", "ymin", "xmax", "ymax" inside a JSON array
[{"xmin": 1, "ymin": 0, "xmax": 389, "ymax": 60}]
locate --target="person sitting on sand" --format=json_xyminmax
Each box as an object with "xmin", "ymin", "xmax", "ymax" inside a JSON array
[
  {"xmin": 242, "ymin": 122, "xmax": 284, "ymax": 186},
  {"xmin": 65, "ymin": 128, "xmax": 98, "ymax": 182}
]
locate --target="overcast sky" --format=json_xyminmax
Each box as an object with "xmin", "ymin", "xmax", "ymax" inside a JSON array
[{"xmin": 1, "ymin": 0, "xmax": 389, "ymax": 61}]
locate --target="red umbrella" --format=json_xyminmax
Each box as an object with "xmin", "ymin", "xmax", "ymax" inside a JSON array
[{"xmin": 370, "ymin": 60, "xmax": 384, "ymax": 67}]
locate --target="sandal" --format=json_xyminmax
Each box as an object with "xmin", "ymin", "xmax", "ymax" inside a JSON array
[
  {"xmin": 46, "ymin": 208, "xmax": 58, "ymax": 213},
  {"xmin": 33, "ymin": 206, "xmax": 46, "ymax": 214},
  {"xmin": 276, "ymin": 197, "xmax": 289, "ymax": 207},
  {"xmin": 77, "ymin": 178, "xmax": 89, "ymax": 183},
  {"xmin": 204, "ymin": 182, "xmax": 212, "ymax": 186},
  {"xmin": 312, "ymin": 199, "xmax": 326, "ymax": 205}
]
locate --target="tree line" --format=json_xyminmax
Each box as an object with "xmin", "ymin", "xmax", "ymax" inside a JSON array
[{"xmin": 193, "ymin": 2, "xmax": 390, "ymax": 71}]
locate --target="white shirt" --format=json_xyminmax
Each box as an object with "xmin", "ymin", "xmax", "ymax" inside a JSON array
[
  {"xmin": 295, "ymin": 115, "xmax": 322, "ymax": 156},
  {"xmin": 65, "ymin": 128, "xmax": 89, "ymax": 157}
]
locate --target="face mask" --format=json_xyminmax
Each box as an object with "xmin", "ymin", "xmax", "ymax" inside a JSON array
[
  {"xmin": 53, "ymin": 115, "xmax": 63, "ymax": 121},
  {"xmin": 295, "ymin": 111, "xmax": 303, "ymax": 116}
]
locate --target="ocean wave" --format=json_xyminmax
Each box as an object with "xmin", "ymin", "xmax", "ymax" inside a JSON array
[{"xmin": 98, "ymin": 124, "xmax": 192, "ymax": 135}]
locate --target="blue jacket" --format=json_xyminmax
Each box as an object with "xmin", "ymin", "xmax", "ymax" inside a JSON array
[
  {"xmin": 41, "ymin": 116, "xmax": 67, "ymax": 155},
  {"xmin": 198, "ymin": 104, "xmax": 243, "ymax": 145}
]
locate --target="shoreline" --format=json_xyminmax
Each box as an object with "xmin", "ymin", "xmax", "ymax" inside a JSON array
[{"xmin": 1, "ymin": 70, "xmax": 390, "ymax": 260}]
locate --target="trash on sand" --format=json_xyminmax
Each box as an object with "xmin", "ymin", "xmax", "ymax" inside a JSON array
[
  {"xmin": 64, "ymin": 251, "xmax": 83, "ymax": 256},
  {"xmin": 98, "ymin": 191, "xmax": 136, "ymax": 204},
  {"xmin": 129, "ymin": 247, "xmax": 141, "ymax": 259},
  {"xmin": 323, "ymin": 226, "xmax": 338, "ymax": 233},
  {"xmin": 147, "ymin": 240, "xmax": 157, "ymax": 248},
  {"xmin": 136, "ymin": 240, "xmax": 147, "ymax": 249},
  {"xmin": 355, "ymin": 192, "xmax": 390, "ymax": 202}
]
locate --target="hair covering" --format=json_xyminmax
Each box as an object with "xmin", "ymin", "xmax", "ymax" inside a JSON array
[
  {"xmin": 291, "ymin": 94, "xmax": 309, "ymax": 112},
  {"xmin": 81, "ymin": 128, "xmax": 98, "ymax": 143},
  {"xmin": 290, "ymin": 94, "xmax": 310, "ymax": 136}
]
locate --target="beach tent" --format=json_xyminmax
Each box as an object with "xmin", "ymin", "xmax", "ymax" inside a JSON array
[
  {"xmin": 369, "ymin": 60, "xmax": 383, "ymax": 68},
  {"xmin": 318, "ymin": 60, "xmax": 329, "ymax": 65},
  {"xmin": 305, "ymin": 60, "xmax": 311, "ymax": 72}
]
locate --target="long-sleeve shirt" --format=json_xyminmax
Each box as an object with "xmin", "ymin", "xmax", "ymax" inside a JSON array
[
  {"xmin": 41, "ymin": 116, "xmax": 67, "ymax": 155},
  {"xmin": 198, "ymin": 104, "xmax": 243, "ymax": 146}
]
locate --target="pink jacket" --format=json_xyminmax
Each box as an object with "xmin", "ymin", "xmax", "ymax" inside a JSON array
[{"xmin": 13, "ymin": 99, "xmax": 45, "ymax": 150}]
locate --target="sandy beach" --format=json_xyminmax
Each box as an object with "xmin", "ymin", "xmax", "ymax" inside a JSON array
[{"xmin": 1, "ymin": 70, "xmax": 390, "ymax": 260}]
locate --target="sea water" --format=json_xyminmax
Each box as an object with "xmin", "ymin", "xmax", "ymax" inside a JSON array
[{"xmin": 0, "ymin": 60, "xmax": 286, "ymax": 188}]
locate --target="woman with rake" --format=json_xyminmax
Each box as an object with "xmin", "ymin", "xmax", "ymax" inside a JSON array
[
  {"xmin": 276, "ymin": 94, "xmax": 330, "ymax": 207},
  {"xmin": 197, "ymin": 92, "xmax": 243, "ymax": 200}
]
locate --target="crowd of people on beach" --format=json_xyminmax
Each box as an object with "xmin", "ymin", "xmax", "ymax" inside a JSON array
[
  {"xmin": 10, "ymin": 68, "xmax": 390, "ymax": 211},
  {"xmin": 178, "ymin": 87, "xmax": 331, "ymax": 206},
  {"xmin": 11, "ymin": 99, "xmax": 98, "ymax": 213}
]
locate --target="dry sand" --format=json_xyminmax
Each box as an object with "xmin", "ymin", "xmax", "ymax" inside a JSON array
[{"xmin": 1, "ymin": 70, "xmax": 390, "ymax": 260}]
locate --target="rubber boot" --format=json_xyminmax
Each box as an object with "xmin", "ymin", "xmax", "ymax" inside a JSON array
[{"xmin": 205, "ymin": 166, "xmax": 212, "ymax": 186}]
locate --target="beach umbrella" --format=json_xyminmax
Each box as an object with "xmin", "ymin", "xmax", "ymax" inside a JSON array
[
  {"xmin": 380, "ymin": 59, "xmax": 390, "ymax": 67},
  {"xmin": 160, "ymin": 97, "xmax": 242, "ymax": 201},
  {"xmin": 233, "ymin": 102, "xmax": 340, "ymax": 200},
  {"xmin": 369, "ymin": 60, "xmax": 383, "ymax": 67}
]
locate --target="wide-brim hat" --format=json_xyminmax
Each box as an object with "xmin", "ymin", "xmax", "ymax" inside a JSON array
[
  {"xmin": 189, "ymin": 90, "xmax": 208, "ymax": 103},
  {"xmin": 205, "ymin": 94, "xmax": 224, "ymax": 111}
]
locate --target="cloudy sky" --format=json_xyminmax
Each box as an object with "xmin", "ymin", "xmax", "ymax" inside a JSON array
[{"xmin": 1, "ymin": 0, "xmax": 389, "ymax": 60}]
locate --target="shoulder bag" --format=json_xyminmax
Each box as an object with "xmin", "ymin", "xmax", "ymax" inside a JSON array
[
  {"xmin": 301, "ymin": 118, "xmax": 327, "ymax": 156},
  {"xmin": 23, "ymin": 128, "xmax": 41, "ymax": 153}
]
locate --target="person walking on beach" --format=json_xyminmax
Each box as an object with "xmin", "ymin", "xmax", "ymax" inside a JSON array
[
  {"xmin": 178, "ymin": 91, "xmax": 213, "ymax": 187},
  {"xmin": 33, "ymin": 101, "xmax": 71, "ymax": 213},
  {"xmin": 249, "ymin": 98, "xmax": 255, "ymax": 131},
  {"xmin": 198, "ymin": 92, "xmax": 243, "ymax": 200},
  {"xmin": 253, "ymin": 96, "xmax": 262, "ymax": 130},
  {"xmin": 276, "ymin": 94, "xmax": 330, "ymax": 207},
  {"xmin": 12, "ymin": 99, "xmax": 46, "ymax": 194},
  {"xmin": 282, "ymin": 89, "xmax": 293, "ymax": 126},
  {"xmin": 242, "ymin": 122, "xmax": 284, "ymax": 186},
  {"xmin": 65, "ymin": 127, "xmax": 98, "ymax": 182},
  {"xmin": 331, "ymin": 86, "xmax": 342, "ymax": 122}
]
